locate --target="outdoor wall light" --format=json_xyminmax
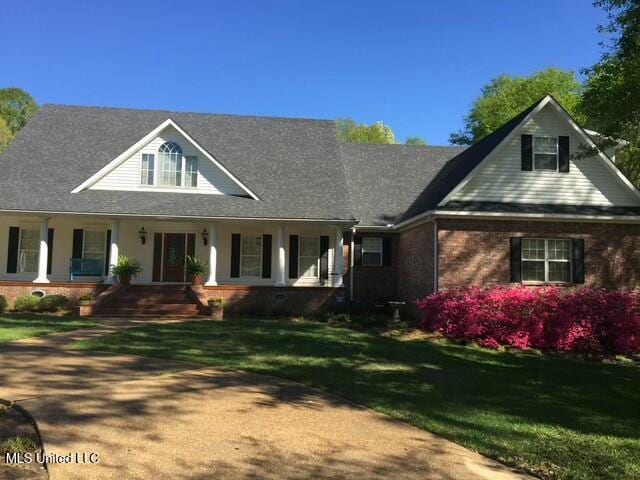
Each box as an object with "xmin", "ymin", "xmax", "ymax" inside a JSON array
[
  {"xmin": 201, "ymin": 228, "xmax": 208, "ymax": 246},
  {"xmin": 138, "ymin": 227, "xmax": 147, "ymax": 245}
]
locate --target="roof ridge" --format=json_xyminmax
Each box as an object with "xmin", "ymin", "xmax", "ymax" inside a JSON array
[{"xmin": 40, "ymin": 103, "xmax": 336, "ymax": 124}]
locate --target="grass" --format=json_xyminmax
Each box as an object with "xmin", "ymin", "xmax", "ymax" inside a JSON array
[
  {"xmin": 74, "ymin": 318, "xmax": 640, "ymax": 480},
  {"xmin": 0, "ymin": 314, "xmax": 97, "ymax": 342},
  {"xmin": 2, "ymin": 436, "xmax": 37, "ymax": 454}
]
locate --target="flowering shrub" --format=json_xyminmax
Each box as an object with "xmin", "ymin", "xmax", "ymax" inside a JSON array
[{"xmin": 417, "ymin": 286, "xmax": 640, "ymax": 354}]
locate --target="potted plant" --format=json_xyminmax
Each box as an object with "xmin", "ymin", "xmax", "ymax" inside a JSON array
[
  {"xmin": 207, "ymin": 297, "xmax": 224, "ymax": 320},
  {"xmin": 111, "ymin": 255, "xmax": 142, "ymax": 285},
  {"xmin": 186, "ymin": 256, "xmax": 207, "ymax": 285},
  {"xmin": 77, "ymin": 294, "xmax": 93, "ymax": 306}
]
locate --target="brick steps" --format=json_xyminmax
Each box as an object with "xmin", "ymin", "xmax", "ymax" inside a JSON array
[{"xmin": 94, "ymin": 285, "xmax": 204, "ymax": 318}]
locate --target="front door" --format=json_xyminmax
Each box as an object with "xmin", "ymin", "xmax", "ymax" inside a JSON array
[{"xmin": 163, "ymin": 233, "xmax": 186, "ymax": 282}]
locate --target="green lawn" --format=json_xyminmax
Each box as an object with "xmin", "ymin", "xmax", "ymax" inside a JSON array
[
  {"xmin": 0, "ymin": 314, "xmax": 96, "ymax": 342},
  {"xmin": 74, "ymin": 318, "xmax": 640, "ymax": 480}
]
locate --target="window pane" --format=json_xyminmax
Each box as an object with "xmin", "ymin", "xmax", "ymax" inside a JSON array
[
  {"xmin": 300, "ymin": 256, "xmax": 318, "ymax": 278},
  {"xmin": 547, "ymin": 239, "xmax": 570, "ymax": 260},
  {"xmin": 548, "ymin": 262, "xmax": 571, "ymax": 282},
  {"xmin": 185, "ymin": 156, "xmax": 198, "ymax": 187},
  {"xmin": 363, "ymin": 252, "xmax": 382, "ymax": 265},
  {"xmin": 242, "ymin": 236, "xmax": 262, "ymax": 255},
  {"xmin": 522, "ymin": 261, "xmax": 545, "ymax": 282},
  {"xmin": 534, "ymin": 154, "xmax": 557, "ymax": 170},
  {"xmin": 362, "ymin": 237, "xmax": 382, "ymax": 253},
  {"xmin": 241, "ymin": 255, "xmax": 261, "ymax": 277},
  {"xmin": 20, "ymin": 229, "xmax": 39, "ymax": 250},
  {"xmin": 141, "ymin": 154, "xmax": 154, "ymax": 185},
  {"xmin": 19, "ymin": 229, "xmax": 39, "ymax": 273},
  {"xmin": 158, "ymin": 150, "xmax": 182, "ymax": 187},
  {"xmin": 240, "ymin": 236, "xmax": 261, "ymax": 277},
  {"xmin": 534, "ymin": 136, "xmax": 558, "ymax": 154},
  {"xmin": 300, "ymin": 237, "xmax": 319, "ymax": 256},
  {"xmin": 522, "ymin": 239, "xmax": 545, "ymax": 260}
]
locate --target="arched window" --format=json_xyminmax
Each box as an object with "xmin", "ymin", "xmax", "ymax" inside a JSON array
[{"xmin": 158, "ymin": 142, "xmax": 183, "ymax": 186}]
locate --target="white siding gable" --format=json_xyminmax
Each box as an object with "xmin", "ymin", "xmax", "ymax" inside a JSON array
[
  {"xmin": 90, "ymin": 125, "xmax": 246, "ymax": 196},
  {"xmin": 452, "ymin": 104, "xmax": 640, "ymax": 207}
]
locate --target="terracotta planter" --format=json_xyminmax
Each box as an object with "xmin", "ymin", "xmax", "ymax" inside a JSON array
[
  {"xmin": 209, "ymin": 305, "xmax": 224, "ymax": 321},
  {"xmin": 119, "ymin": 273, "xmax": 131, "ymax": 285},
  {"xmin": 192, "ymin": 274, "xmax": 204, "ymax": 286}
]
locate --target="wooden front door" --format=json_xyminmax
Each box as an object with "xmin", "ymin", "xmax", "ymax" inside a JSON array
[{"xmin": 163, "ymin": 233, "xmax": 186, "ymax": 282}]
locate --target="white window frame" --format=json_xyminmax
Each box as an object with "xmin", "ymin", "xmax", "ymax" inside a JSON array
[
  {"xmin": 299, "ymin": 236, "xmax": 320, "ymax": 279},
  {"xmin": 240, "ymin": 235, "xmax": 262, "ymax": 278},
  {"xmin": 533, "ymin": 136, "xmax": 559, "ymax": 172},
  {"xmin": 18, "ymin": 228, "xmax": 39, "ymax": 273},
  {"xmin": 184, "ymin": 155, "xmax": 198, "ymax": 188},
  {"xmin": 140, "ymin": 153, "xmax": 155, "ymax": 185},
  {"xmin": 521, "ymin": 238, "xmax": 572, "ymax": 284},
  {"xmin": 141, "ymin": 142, "xmax": 199, "ymax": 189},
  {"xmin": 362, "ymin": 237, "xmax": 383, "ymax": 266}
]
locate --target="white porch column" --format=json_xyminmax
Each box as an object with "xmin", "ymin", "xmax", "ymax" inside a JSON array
[
  {"xmin": 276, "ymin": 224, "xmax": 286, "ymax": 286},
  {"xmin": 205, "ymin": 223, "xmax": 218, "ymax": 286},
  {"xmin": 334, "ymin": 226, "xmax": 344, "ymax": 287},
  {"xmin": 33, "ymin": 218, "xmax": 50, "ymax": 284},
  {"xmin": 107, "ymin": 220, "xmax": 120, "ymax": 284}
]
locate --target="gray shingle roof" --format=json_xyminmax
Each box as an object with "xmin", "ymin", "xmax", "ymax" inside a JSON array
[
  {"xmin": 0, "ymin": 105, "xmax": 355, "ymax": 221},
  {"xmin": 340, "ymin": 144, "xmax": 465, "ymax": 226}
]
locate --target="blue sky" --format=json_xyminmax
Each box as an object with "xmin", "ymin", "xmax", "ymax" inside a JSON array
[{"xmin": 2, "ymin": 1, "xmax": 607, "ymax": 145}]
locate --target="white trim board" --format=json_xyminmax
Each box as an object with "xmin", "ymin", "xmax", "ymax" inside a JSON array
[{"xmin": 71, "ymin": 119, "xmax": 260, "ymax": 200}]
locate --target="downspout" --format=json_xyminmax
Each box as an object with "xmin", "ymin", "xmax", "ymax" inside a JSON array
[
  {"xmin": 432, "ymin": 219, "xmax": 438, "ymax": 292},
  {"xmin": 349, "ymin": 226, "xmax": 356, "ymax": 303}
]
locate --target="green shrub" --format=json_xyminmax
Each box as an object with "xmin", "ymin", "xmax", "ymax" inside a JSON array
[
  {"xmin": 38, "ymin": 294, "xmax": 70, "ymax": 312},
  {"xmin": 12, "ymin": 295, "xmax": 40, "ymax": 312},
  {"xmin": 78, "ymin": 294, "xmax": 93, "ymax": 302},
  {"xmin": 0, "ymin": 295, "xmax": 7, "ymax": 314},
  {"xmin": 2, "ymin": 436, "xmax": 37, "ymax": 454}
]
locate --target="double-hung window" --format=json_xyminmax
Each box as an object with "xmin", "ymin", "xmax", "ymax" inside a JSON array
[
  {"xmin": 522, "ymin": 238, "xmax": 571, "ymax": 283},
  {"xmin": 362, "ymin": 237, "xmax": 383, "ymax": 266},
  {"xmin": 533, "ymin": 136, "xmax": 558, "ymax": 171},
  {"xmin": 185, "ymin": 156, "xmax": 198, "ymax": 187},
  {"xmin": 83, "ymin": 231, "xmax": 106, "ymax": 267},
  {"xmin": 141, "ymin": 154, "xmax": 155, "ymax": 185},
  {"xmin": 240, "ymin": 235, "xmax": 262, "ymax": 277},
  {"xmin": 299, "ymin": 236, "xmax": 320, "ymax": 278},
  {"xmin": 18, "ymin": 229, "xmax": 39, "ymax": 273}
]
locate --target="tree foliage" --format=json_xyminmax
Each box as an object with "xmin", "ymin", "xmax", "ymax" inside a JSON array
[
  {"xmin": 405, "ymin": 136, "xmax": 427, "ymax": 146},
  {"xmin": 0, "ymin": 117, "xmax": 12, "ymax": 153},
  {"xmin": 336, "ymin": 118, "xmax": 395, "ymax": 144},
  {"xmin": 0, "ymin": 87, "xmax": 38, "ymax": 134},
  {"xmin": 581, "ymin": 0, "xmax": 640, "ymax": 186},
  {"xmin": 449, "ymin": 68, "xmax": 583, "ymax": 145}
]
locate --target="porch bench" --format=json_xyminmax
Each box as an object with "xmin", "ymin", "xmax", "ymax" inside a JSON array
[{"xmin": 69, "ymin": 258, "xmax": 103, "ymax": 281}]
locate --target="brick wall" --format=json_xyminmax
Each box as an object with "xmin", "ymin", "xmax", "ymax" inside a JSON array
[
  {"xmin": 438, "ymin": 218, "xmax": 640, "ymax": 290},
  {"xmin": 343, "ymin": 232, "xmax": 398, "ymax": 306}
]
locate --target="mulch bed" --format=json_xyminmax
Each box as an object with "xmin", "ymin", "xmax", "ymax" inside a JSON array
[{"xmin": 0, "ymin": 405, "xmax": 47, "ymax": 480}]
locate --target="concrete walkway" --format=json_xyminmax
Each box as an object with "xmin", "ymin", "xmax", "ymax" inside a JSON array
[{"xmin": 0, "ymin": 319, "xmax": 534, "ymax": 480}]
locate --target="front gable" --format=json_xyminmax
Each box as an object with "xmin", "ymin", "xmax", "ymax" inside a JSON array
[
  {"xmin": 73, "ymin": 119, "xmax": 258, "ymax": 198},
  {"xmin": 448, "ymin": 98, "xmax": 640, "ymax": 208}
]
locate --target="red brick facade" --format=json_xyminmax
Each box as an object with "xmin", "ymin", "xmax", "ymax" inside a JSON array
[
  {"xmin": 0, "ymin": 282, "xmax": 108, "ymax": 306},
  {"xmin": 437, "ymin": 218, "xmax": 640, "ymax": 291}
]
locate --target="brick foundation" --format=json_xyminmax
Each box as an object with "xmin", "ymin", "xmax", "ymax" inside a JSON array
[
  {"xmin": 192, "ymin": 285, "xmax": 348, "ymax": 315},
  {"xmin": 0, "ymin": 282, "xmax": 108, "ymax": 307}
]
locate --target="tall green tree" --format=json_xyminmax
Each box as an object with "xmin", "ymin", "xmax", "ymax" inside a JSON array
[
  {"xmin": 405, "ymin": 136, "xmax": 427, "ymax": 146},
  {"xmin": 0, "ymin": 117, "xmax": 12, "ymax": 152},
  {"xmin": 336, "ymin": 118, "xmax": 395, "ymax": 144},
  {"xmin": 450, "ymin": 68, "xmax": 583, "ymax": 145},
  {"xmin": 581, "ymin": 0, "xmax": 640, "ymax": 186},
  {"xmin": 0, "ymin": 87, "xmax": 38, "ymax": 135}
]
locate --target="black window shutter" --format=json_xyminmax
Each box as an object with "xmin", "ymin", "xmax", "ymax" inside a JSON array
[
  {"xmin": 319, "ymin": 235, "xmax": 329, "ymax": 281},
  {"xmin": 558, "ymin": 136, "xmax": 570, "ymax": 173},
  {"xmin": 72, "ymin": 229, "xmax": 84, "ymax": 259},
  {"xmin": 288, "ymin": 235, "xmax": 299, "ymax": 278},
  {"xmin": 47, "ymin": 228, "xmax": 54, "ymax": 275},
  {"xmin": 521, "ymin": 134, "xmax": 533, "ymax": 171},
  {"xmin": 6, "ymin": 227, "xmax": 19, "ymax": 273},
  {"xmin": 354, "ymin": 236, "xmax": 362, "ymax": 266},
  {"xmin": 382, "ymin": 237, "xmax": 392, "ymax": 266},
  {"xmin": 230, "ymin": 234, "xmax": 241, "ymax": 278},
  {"xmin": 573, "ymin": 239, "xmax": 585, "ymax": 284},
  {"xmin": 152, "ymin": 232, "xmax": 162, "ymax": 282},
  {"xmin": 510, "ymin": 237, "xmax": 522, "ymax": 282},
  {"xmin": 262, "ymin": 234, "xmax": 272, "ymax": 278},
  {"xmin": 104, "ymin": 229, "xmax": 112, "ymax": 276}
]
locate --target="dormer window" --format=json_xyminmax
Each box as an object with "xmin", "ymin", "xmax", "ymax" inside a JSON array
[
  {"xmin": 533, "ymin": 136, "xmax": 558, "ymax": 171},
  {"xmin": 141, "ymin": 142, "xmax": 198, "ymax": 188}
]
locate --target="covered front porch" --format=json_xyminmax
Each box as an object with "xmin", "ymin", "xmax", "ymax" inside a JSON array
[{"xmin": 0, "ymin": 214, "xmax": 348, "ymax": 289}]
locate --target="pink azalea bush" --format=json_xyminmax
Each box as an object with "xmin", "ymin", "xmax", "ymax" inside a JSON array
[{"xmin": 417, "ymin": 286, "xmax": 640, "ymax": 354}]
